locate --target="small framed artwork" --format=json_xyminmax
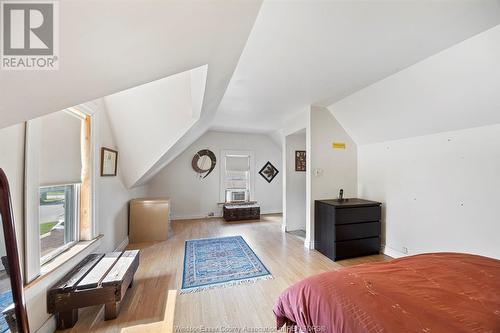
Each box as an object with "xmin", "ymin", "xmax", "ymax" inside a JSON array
[
  {"xmin": 259, "ymin": 161, "xmax": 279, "ymax": 183},
  {"xmin": 295, "ymin": 150, "xmax": 306, "ymax": 171},
  {"xmin": 101, "ymin": 147, "xmax": 118, "ymax": 176}
]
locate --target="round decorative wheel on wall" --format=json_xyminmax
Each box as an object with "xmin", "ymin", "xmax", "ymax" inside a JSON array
[{"xmin": 192, "ymin": 149, "xmax": 217, "ymax": 179}]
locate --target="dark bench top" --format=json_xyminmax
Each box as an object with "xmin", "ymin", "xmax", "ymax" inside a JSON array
[
  {"xmin": 48, "ymin": 250, "xmax": 139, "ymax": 313},
  {"xmin": 47, "ymin": 250, "xmax": 140, "ymax": 330},
  {"xmin": 224, "ymin": 204, "xmax": 260, "ymax": 209}
]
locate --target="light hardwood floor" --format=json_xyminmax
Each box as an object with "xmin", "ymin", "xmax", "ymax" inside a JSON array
[{"xmin": 61, "ymin": 214, "xmax": 390, "ymax": 332}]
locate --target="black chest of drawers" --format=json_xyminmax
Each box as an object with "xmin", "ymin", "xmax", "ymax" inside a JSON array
[{"xmin": 315, "ymin": 198, "xmax": 382, "ymax": 261}]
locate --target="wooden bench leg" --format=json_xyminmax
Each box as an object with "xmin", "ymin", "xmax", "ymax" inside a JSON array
[
  {"xmin": 56, "ymin": 309, "xmax": 78, "ymax": 329},
  {"xmin": 105, "ymin": 302, "xmax": 120, "ymax": 320}
]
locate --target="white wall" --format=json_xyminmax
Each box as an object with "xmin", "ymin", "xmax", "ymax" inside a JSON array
[
  {"xmin": 285, "ymin": 132, "xmax": 306, "ymax": 231},
  {"xmin": 281, "ymin": 107, "xmax": 357, "ymax": 248},
  {"xmin": 359, "ymin": 124, "xmax": 500, "ymax": 259},
  {"xmin": 146, "ymin": 130, "xmax": 282, "ymax": 219},
  {"xmin": 104, "ymin": 65, "xmax": 207, "ymax": 188},
  {"xmin": 92, "ymin": 103, "xmax": 147, "ymax": 253},
  {"xmin": 308, "ymin": 106, "xmax": 357, "ymax": 248},
  {"xmin": 281, "ymin": 109, "xmax": 311, "ymax": 237}
]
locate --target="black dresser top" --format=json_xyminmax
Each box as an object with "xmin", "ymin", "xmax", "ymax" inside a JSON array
[{"xmin": 317, "ymin": 198, "xmax": 381, "ymax": 208}]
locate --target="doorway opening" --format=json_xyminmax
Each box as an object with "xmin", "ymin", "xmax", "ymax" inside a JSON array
[{"xmin": 285, "ymin": 128, "xmax": 306, "ymax": 240}]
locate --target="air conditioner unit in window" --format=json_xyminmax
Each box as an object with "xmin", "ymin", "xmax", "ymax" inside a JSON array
[{"xmin": 225, "ymin": 189, "xmax": 249, "ymax": 203}]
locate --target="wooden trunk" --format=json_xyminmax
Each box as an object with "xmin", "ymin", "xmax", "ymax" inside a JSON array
[{"xmin": 223, "ymin": 205, "xmax": 260, "ymax": 221}]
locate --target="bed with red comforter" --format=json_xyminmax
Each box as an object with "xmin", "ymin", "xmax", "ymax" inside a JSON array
[{"xmin": 274, "ymin": 253, "xmax": 500, "ymax": 333}]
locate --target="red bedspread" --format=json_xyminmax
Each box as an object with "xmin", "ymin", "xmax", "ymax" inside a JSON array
[{"xmin": 274, "ymin": 253, "xmax": 500, "ymax": 333}]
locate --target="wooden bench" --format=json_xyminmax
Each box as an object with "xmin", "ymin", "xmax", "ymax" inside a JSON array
[{"xmin": 47, "ymin": 250, "xmax": 140, "ymax": 330}]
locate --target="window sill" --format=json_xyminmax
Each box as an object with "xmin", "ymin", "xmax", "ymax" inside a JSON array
[{"xmin": 25, "ymin": 235, "xmax": 103, "ymax": 289}]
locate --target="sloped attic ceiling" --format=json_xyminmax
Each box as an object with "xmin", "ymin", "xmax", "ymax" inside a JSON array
[
  {"xmin": 329, "ymin": 24, "xmax": 500, "ymax": 145},
  {"xmin": 103, "ymin": 65, "xmax": 207, "ymax": 188},
  {"xmin": 213, "ymin": 0, "xmax": 500, "ymax": 133},
  {"xmin": 0, "ymin": 0, "xmax": 262, "ymax": 129}
]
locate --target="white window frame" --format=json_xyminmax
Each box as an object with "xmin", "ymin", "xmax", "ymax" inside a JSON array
[
  {"xmin": 219, "ymin": 150, "xmax": 255, "ymax": 203},
  {"xmin": 24, "ymin": 118, "xmax": 43, "ymax": 282}
]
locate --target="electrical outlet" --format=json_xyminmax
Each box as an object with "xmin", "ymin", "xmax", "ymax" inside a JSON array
[
  {"xmin": 208, "ymin": 212, "xmax": 215, "ymax": 217},
  {"xmin": 402, "ymin": 247, "xmax": 408, "ymax": 254},
  {"xmin": 313, "ymin": 168, "xmax": 324, "ymax": 177}
]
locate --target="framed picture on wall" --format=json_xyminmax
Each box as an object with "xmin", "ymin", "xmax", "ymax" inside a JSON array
[
  {"xmin": 295, "ymin": 150, "xmax": 306, "ymax": 172},
  {"xmin": 259, "ymin": 161, "xmax": 279, "ymax": 183},
  {"xmin": 101, "ymin": 147, "xmax": 118, "ymax": 176}
]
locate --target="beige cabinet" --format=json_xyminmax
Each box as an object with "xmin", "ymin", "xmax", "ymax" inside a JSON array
[{"xmin": 129, "ymin": 198, "xmax": 171, "ymax": 243}]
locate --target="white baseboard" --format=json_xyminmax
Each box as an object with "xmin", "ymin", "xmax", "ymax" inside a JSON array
[
  {"xmin": 262, "ymin": 210, "xmax": 283, "ymax": 215},
  {"xmin": 173, "ymin": 213, "xmax": 222, "ymax": 220},
  {"xmin": 303, "ymin": 239, "xmax": 316, "ymax": 250},
  {"xmin": 382, "ymin": 245, "xmax": 406, "ymax": 259},
  {"xmin": 115, "ymin": 236, "xmax": 129, "ymax": 251},
  {"xmin": 173, "ymin": 210, "xmax": 283, "ymax": 221}
]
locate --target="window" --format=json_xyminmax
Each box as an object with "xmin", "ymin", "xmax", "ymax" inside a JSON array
[
  {"xmin": 24, "ymin": 107, "xmax": 94, "ymax": 282},
  {"xmin": 39, "ymin": 184, "xmax": 80, "ymax": 263},
  {"xmin": 221, "ymin": 151, "xmax": 254, "ymax": 203}
]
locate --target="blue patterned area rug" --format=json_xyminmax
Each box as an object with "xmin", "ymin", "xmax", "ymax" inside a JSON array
[{"xmin": 181, "ymin": 236, "xmax": 272, "ymax": 293}]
